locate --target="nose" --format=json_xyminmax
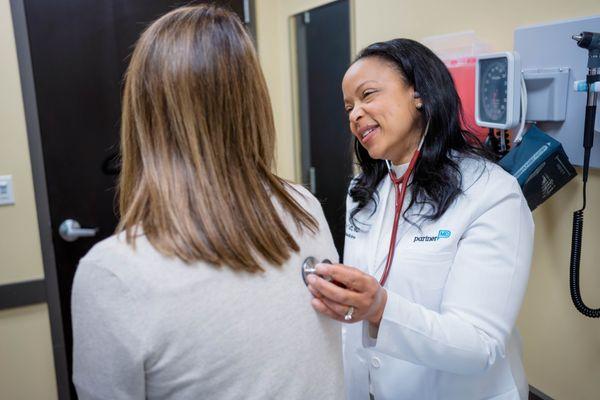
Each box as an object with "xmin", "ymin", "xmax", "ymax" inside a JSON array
[{"xmin": 349, "ymin": 104, "xmax": 363, "ymax": 126}]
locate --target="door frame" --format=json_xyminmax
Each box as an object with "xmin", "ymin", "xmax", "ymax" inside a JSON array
[
  {"xmin": 8, "ymin": 1, "xmax": 255, "ymax": 399},
  {"xmin": 289, "ymin": 0, "xmax": 353, "ymax": 254},
  {"xmin": 289, "ymin": 0, "xmax": 356, "ymax": 183},
  {"xmin": 9, "ymin": 0, "xmax": 71, "ymax": 398}
]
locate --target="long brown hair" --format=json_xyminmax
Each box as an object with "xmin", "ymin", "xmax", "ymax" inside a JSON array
[{"xmin": 118, "ymin": 4, "xmax": 317, "ymax": 272}]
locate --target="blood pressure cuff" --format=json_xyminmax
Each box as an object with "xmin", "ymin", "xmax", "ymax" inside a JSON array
[{"xmin": 498, "ymin": 125, "xmax": 577, "ymax": 210}]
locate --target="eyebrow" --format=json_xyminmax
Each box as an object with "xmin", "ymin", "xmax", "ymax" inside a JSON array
[
  {"xmin": 344, "ymin": 79, "xmax": 379, "ymax": 103},
  {"xmin": 356, "ymin": 80, "xmax": 379, "ymax": 93}
]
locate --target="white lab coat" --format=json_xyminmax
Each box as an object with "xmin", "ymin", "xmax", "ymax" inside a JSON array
[{"xmin": 342, "ymin": 155, "xmax": 534, "ymax": 400}]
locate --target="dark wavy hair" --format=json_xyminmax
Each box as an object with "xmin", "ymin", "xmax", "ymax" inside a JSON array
[{"xmin": 349, "ymin": 38, "xmax": 493, "ymax": 227}]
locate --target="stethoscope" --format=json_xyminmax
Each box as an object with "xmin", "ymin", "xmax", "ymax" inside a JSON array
[
  {"xmin": 378, "ymin": 142, "xmax": 421, "ymax": 286},
  {"xmin": 301, "ymin": 256, "xmax": 331, "ymax": 286},
  {"xmin": 302, "ymin": 121, "xmax": 429, "ymax": 302}
]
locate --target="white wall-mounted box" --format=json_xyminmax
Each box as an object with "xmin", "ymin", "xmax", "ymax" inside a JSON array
[{"xmin": 0, "ymin": 175, "xmax": 15, "ymax": 206}]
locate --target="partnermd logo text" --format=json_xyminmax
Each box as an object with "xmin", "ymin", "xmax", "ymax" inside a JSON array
[{"xmin": 413, "ymin": 230, "xmax": 451, "ymax": 242}]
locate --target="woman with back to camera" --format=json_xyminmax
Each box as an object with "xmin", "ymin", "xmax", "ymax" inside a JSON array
[
  {"xmin": 71, "ymin": 5, "xmax": 344, "ymax": 400},
  {"xmin": 306, "ymin": 39, "xmax": 534, "ymax": 399}
]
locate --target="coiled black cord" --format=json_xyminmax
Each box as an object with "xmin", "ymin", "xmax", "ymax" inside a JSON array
[
  {"xmin": 569, "ymin": 32, "xmax": 600, "ymax": 317},
  {"xmin": 569, "ymin": 175, "xmax": 600, "ymax": 318}
]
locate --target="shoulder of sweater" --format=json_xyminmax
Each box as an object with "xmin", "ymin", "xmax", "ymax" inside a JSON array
[
  {"xmin": 80, "ymin": 233, "xmax": 135, "ymax": 265},
  {"xmin": 77, "ymin": 232, "xmax": 172, "ymax": 285},
  {"xmin": 282, "ymin": 180, "xmax": 323, "ymax": 213}
]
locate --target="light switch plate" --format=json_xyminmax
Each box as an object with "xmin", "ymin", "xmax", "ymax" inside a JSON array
[{"xmin": 0, "ymin": 175, "xmax": 15, "ymax": 206}]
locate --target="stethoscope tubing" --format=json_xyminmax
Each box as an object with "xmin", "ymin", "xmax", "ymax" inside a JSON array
[
  {"xmin": 380, "ymin": 121, "xmax": 428, "ymax": 286},
  {"xmin": 379, "ymin": 148, "xmax": 420, "ymax": 286}
]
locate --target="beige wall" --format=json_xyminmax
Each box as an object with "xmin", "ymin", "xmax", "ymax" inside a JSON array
[
  {"xmin": 0, "ymin": 304, "xmax": 59, "ymax": 399},
  {"xmin": 257, "ymin": 0, "xmax": 600, "ymax": 399},
  {"xmin": 0, "ymin": 0, "xmax": 44, "ymax": 285},
  {"xmin": 0, "ymin": 1, "xmax": 58, "ymax": 398}
]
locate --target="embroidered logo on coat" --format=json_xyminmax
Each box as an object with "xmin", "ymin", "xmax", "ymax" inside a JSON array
[
  {"xmin": 345, "ymin": 224, "xmax": 361, "ymax": 239},
  {"xmin": 413, "ymin": 230, "xmax": 451, "ymax": 242}
]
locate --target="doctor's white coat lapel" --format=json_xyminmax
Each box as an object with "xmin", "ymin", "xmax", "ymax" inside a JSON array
[
  {"xmin": 343, "ymin": 174, "xmax": 415, "ymax": 279},
  {"xmin": 343, "ymin": 176, "xmax": 400, "ymax": 275},
  {"xmin": 370, "ymin": 185, "xmax": 419, "ymax": 281},
  {"xmin": 366, "ymin": 179, "xmax": 391, "ymax": 275}
]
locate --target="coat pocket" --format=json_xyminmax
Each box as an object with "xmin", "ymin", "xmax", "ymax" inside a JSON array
[
  {"xmin": 396, "ymin": 250, "xmax": 454, "ymax": 289},
  {"xmin": 392, "ymin": 250, "xmax": 455, "ymax": 311}
]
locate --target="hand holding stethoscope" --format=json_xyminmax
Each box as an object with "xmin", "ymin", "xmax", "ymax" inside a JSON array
[{"xmin": 306, "ymin": 262, "xmax": 388, "ymax": 325}]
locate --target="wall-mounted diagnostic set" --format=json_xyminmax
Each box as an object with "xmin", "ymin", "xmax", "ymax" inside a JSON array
[{"xmin": 474, "ymin": 16, "xmax": 600, "ymax": 318}]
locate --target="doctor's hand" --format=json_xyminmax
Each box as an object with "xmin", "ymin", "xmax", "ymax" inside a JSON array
[{"xmin": 306, "ymin": 263, "xmax": 387, "ymax": 326}]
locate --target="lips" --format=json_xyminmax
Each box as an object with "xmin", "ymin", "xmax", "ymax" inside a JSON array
[{"xmin": 357, "ymin": 124, "xmax": 379, "ymax": 144}]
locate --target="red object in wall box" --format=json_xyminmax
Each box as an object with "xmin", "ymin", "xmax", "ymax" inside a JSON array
[{"xmin": 447, "ymin": 57, "xmax": 488, "ymax": 143}]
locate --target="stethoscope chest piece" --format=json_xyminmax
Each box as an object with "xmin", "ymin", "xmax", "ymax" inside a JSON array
[{"xmin": 301, "ymin": 256, "xmax": 331, "ymax": 286}]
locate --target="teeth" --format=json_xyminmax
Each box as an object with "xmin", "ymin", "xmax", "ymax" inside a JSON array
[{"xmin": 362, "ymin": 127, "xmax": 376, "ymax": 138}]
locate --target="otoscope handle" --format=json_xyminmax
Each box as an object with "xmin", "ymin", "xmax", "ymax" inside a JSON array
[
  {"xmin": 583, "ymin": 105, "xmax": 597, "ymax": 149},
  {"xmin": 582, "ymin": 105, "xmax": 596, "ymax": 183},
  {"xmin": 582, "ymin": 72, "xmax": 598, "ymax": 183}
]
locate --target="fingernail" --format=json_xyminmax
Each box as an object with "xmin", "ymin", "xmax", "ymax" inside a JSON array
[{"xmin": 307, "ymin": 274, "xmax": 316, "ymax": 284}]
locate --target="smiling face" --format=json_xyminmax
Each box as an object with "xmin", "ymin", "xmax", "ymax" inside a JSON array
[{"xmin": 342, "ymin": 57, "xmax": 424, "ymax": 164}]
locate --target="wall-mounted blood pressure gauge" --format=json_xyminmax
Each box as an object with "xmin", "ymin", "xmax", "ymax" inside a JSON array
[{"xmin": 475, "ymin": 51, "xmax": 521, "ymax": 129}]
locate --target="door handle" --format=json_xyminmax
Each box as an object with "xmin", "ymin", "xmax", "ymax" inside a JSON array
[{"xmin": 59, "ymin": 219, "xmax": 98, "ymax": 242}]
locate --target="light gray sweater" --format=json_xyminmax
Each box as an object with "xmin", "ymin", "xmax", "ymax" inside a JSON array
[{"xmin": 71, "ymin": 184, "xmax": 345, "ymax": 400}]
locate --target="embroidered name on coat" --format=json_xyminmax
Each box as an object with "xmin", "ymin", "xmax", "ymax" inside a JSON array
[{"xmin": 413, "ymin": 230, "xmax": 451, "ymax": 242}]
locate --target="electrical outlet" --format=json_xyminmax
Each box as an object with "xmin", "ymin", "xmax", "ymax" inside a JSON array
[{"xmin": 0, "ymin": 175, "xmax": 15, "ymax": 206}]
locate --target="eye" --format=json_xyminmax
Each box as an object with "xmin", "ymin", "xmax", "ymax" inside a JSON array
[
  {"xmin": 344, "ymin": 105, "xmax": 353, "ymax": 114},
  {"xmin": 362, "ymin": 89, "xmax": 376, "ymax": 98}
]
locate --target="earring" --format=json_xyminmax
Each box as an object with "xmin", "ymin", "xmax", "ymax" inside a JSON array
[{"xmin": 416, "ymin": 103, "xmax": 423, "ymax": 110}]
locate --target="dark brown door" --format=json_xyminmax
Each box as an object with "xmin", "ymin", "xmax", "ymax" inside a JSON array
[
  {"xmin": 19, "ymin": 1, "xmax": 252, "ymax": 398},
  {"xmin": 295, "ymin": 0, "xmax": 352, "ymax": 255}
]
